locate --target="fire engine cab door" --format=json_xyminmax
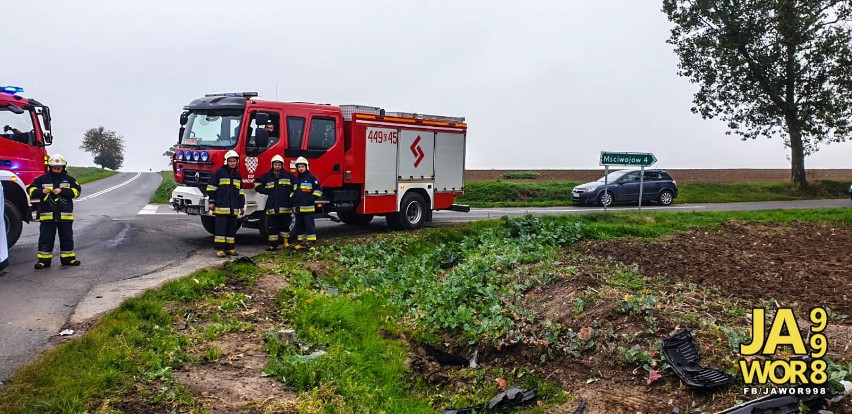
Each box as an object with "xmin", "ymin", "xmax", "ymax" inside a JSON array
[{"xmin": 300, "ymin": 115, "xmax": 344, "ymax": 189}]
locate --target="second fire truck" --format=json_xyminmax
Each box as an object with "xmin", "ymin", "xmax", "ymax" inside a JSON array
[
  {"xmin": 170, "ymin": 92, "xmax": 468, "ymax": 235},
  {"xmin": 1, "ymin": 85, "xmax": 55, "ymax": 248}
]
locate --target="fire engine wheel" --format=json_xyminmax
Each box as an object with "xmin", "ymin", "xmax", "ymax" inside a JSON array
[
  {"xmin": 200, "ymin": 215, "xmax": 242, "ymax": 235},
  {"xmin": 4, "ymin": 200, "xmax": 23, "ymax": 248},
  {"xmin": 200, "ymin": 215, "xmax": 216, "ymax": 235},
  {"xmin": 339, "ymin": 211, "xmax": 374, "ymax": 226},
  {"xmin": 387, "ymin": 192, "xmax": 427, "ymax": 230}
]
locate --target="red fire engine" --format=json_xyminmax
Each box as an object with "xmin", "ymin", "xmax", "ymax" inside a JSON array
[
  {"xmin": 170, "ymin": 92, "xmax": 468, "ymax": 235},
  {"xmin": 1, "ymin": 86, "xmax": 54, "ymax": 248}
]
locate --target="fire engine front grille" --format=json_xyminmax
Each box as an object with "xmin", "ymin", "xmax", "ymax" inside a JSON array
[{"xmin": 182, "ymin": 169, "xmax": 213, "ymax": 189}]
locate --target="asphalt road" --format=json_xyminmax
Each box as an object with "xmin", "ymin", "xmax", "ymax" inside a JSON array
[{"xmin": 0, "ymin": 173, "xmax": 849, "ymax": 383}]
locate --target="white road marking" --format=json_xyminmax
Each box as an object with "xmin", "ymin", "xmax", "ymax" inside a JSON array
[
  {"xmin": 77, "ymin": 172, "xmax": 142, "ymax": 201},
  {"xmin": 137, "ymin": 204, "xmax": 159, "ymax": 215},
  {"xmin": 137, "ymin": 204, "xmax": 182, "ymax": 215}
]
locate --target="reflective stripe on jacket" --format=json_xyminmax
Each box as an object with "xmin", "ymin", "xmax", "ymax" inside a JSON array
[
  {"xmin": 291, "ymin": 171, "xmax": 322, "ymax": 213},
  {"xmin": 254, "ymin": 169, "xmax": 296, "ymax": 214},
  {"xmin": 206, "ymin": 166, "xmax": 245, "ymax": 215},
  {"xmin": 26, "ymin": 171, "xmax": 81, "ymax": 222}
]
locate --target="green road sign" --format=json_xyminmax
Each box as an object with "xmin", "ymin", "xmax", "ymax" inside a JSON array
[{"xmin": 599, "ymin": 152, "xmax": 657, "ymax": 167}]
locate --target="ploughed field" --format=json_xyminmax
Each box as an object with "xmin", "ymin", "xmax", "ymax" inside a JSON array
[
  {"xmin": 517, "ymin": 221, "xmax": 852, "ymax": 413},
  {"xmin": 466, "ymin": 169, "xmax": 852, "ymax": 184}
]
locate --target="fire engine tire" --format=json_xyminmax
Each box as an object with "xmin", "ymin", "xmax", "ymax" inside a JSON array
[
  {"xmin": 200, "ymin": 215, "xmax": 216, "ymax": 235},
  {"xmin": 200, "ymin": 215, "xmax": 242, "ymax": 235},
  {"xmin": 4, "ymin": 200, "xmax": 23, "ymax": 248},
  {"xmin": 257, "ymin": 214, "xmax": 269, "ymax": 238},
  {"xmin": 339, "ymin": 211, "xmax": 374, "ymax": 226},
  {"xmin": 387, "ymin": 192, "xmax": 427, "ymax": 230}
]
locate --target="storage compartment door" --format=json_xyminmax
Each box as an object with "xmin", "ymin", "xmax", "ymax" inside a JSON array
[
  {"xmin": 434, "ymin": 132, "xmax": 465, "ymax": 191},
  {"xmin": 398, "ymin": 130, "xmax": 434, "ymax": 180},
  {"xmin": 364, "ymin": 127, "xmax": 399, "ymax": 194}
]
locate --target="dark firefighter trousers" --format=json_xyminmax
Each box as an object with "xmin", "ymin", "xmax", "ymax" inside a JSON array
[
  {"xmin": 292, "ymin": 213, "xmax": 317, "ymax": 245},
  {"xmin": 214, "ymin": 214, "xmax": 239, "ymax": 252},
  {"xmin": 266, "ymin": 214, "xmax": 293, "ymax": 247},
  {"xmin": 37, "ymin": 221, "xmax": 76, "ymax": 265}
]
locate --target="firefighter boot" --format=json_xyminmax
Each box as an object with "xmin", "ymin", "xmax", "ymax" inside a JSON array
[
  {"xmin": 34, "ymin": 259, "xmax": 51, "ymax": 270},
  {"xmin": 226, "ymin": 249, "xmax": 239, "ymax": 256},
  {"xmin": 216, "ymin": 250, "xmax": 226, "ymax": 258},
  {"xmin": 307, "ymin": 241, "xmax": 317, "ymax": 251},
  {"xmin": 282, "ymin": 239, "xmax": 290, "ymax": 249},
  {"xmin": 61, "ymin": 259, "xmax": 81, "ymax": 266}
]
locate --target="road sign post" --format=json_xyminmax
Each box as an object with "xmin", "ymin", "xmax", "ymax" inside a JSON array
[{"xmin": 599, "ymin": 152, "xmax": 657, "ymax": 213}]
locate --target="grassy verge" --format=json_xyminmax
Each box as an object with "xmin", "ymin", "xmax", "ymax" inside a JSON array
[
  {"xmin": 458, "ymin": 180, "xmax": 852, "ymax": 207},
  {"xmin": 1, "ymin": 208, "xmax": 850, "ymax": 412},
  {"xmin": 150, "ymin": 171, "xmax": 176, "ymax": 204},
  {"xmin": 66, "ymin": 166, "xmax": 118, "ymax": 184}
]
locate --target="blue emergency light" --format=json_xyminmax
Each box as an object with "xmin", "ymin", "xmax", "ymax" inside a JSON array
[
  {"xmin": 177, "ymin": 150, "xmax": 185, "ymax": 161},
  {"xmin": 1, "ymin": 85, "xmax": 24, "ymax": 95},
  {"xmin": 200, "ymin": 151, "xmax": 209, "ymax": 162},
  {"xmin": 193, "ymin": 151, "xmax": 201, "ymax": 161}
]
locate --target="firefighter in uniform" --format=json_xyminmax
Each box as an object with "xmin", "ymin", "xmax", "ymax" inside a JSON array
[
  {"xmin": 290, "ymin": 156, "xmax": 322, "ymax": 250},
  {"xmin": 254, "ymin": 154, "xmax": 295, "ymax": 250},
  {"xmin": 207, "ymin": 150, "xmax": 245, "ymax": 257},
  {"xmin": 27, "ymin": 154, "xmax": 82, "ymax": 269}
]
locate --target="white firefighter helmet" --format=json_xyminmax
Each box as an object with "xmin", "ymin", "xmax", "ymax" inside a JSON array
[
  {"xmin": 271, "ymin": 154, "xmax": 285, "ymax": 166},
  {"xmin": 224, "ymin": 150, "xmax": 239, "ymax": 162},
  {"xmin": 295, "ymin": 156, "xmax": 309, "ymax": 168},
  {"xmin": 48, "ymin": 154, "xmax": 67, "ymax": 167}
]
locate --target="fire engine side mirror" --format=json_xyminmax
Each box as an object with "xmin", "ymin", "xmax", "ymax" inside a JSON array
[
  {"xmin": 179, "ymin": 111, "xmax": 189, "ymax": 126},
  {"xmin": 255, "ymin": 128, "xmax": 269, "ymax": 148},
  {"xmin": 255, "ymin": 112, "xmax": 270, "ymax": 125},
  {"xmin": 41, "ymin": 106, "xmax": 53, "ymax": 145}
]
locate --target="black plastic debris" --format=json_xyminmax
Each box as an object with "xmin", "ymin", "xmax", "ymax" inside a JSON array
[
  {"xmin": 662, "ymin": 330, "xmax": 736, "ymax": 389},
  {"xmin": 573, "ymin": 398, "xmax": 587, "ymax": 414},
  {"xmin": 424, "ymin": 344, "xmax": 476, "ymax": 367},
  {"xmin": 443, "ymin": 387, "xmax": 537, "ymax": 414},
  {"xmin": 714, "ymin": 393, "xmax": 826, "ymax": 414},
  {"xmin": 233, "ymin": 256, "xmax": 256, "ymax": 265}
]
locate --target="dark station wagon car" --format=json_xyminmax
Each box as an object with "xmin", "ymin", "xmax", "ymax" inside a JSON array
[{"xmin": 572, "ymin": 169, "xmax": 679, "ymax": 207}]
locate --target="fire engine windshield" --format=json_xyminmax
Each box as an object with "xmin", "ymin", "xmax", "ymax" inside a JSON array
[
  {"xmin": 0, "ymin": 105, "xmax": 36, "ymax": 146},
  {"xmin": 180, "ymin": 110, "xmax": 242, "ymax": 149}
]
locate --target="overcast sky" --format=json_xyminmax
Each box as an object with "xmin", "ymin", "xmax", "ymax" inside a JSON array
[{"xmin": 2, "ymin": 0, "xmax": 850, "ymax": 172}]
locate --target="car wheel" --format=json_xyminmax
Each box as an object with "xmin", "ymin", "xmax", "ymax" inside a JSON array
[
  {"xmin": 597, "ymin": 191, "xmax": 613, "ymax": 207},
  {"xmin": 658, "ymin": 190, "xmax": 674, "ymax": 206}
]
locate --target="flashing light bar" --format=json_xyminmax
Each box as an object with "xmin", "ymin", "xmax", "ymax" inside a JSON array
[
  {"xmin": 204, "ymin": 92, "xmax": 258, "ymax": 98},
  {"xmin": 1, "ymin": 85, "xmax": 24, "ymax": 95}
]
